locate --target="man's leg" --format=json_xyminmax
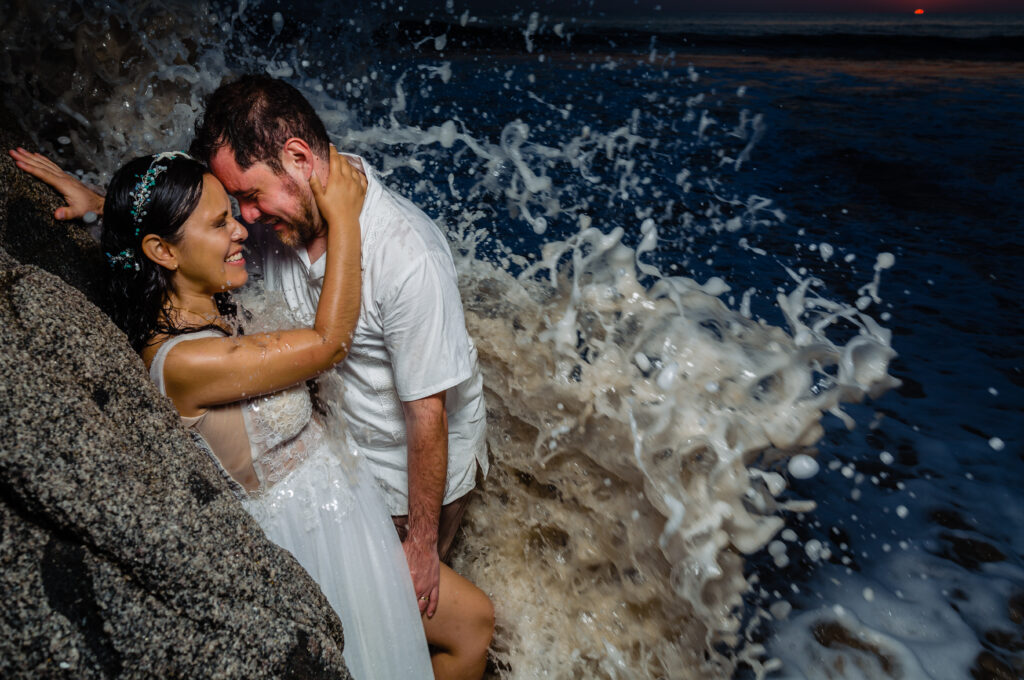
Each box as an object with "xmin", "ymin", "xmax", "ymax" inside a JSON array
[{"xmin": 422, "ymin": 563, "xmax": 494, "ymax": 680}]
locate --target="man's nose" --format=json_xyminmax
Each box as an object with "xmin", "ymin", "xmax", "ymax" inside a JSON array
[{"xmin": 239, "ymin": 202, "xmax": 261, "ymax": 224}]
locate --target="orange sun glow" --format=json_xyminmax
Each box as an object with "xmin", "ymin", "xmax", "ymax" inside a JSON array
[{"xmin": 914, "ymin": 8, "xmax": 925, "ymax": 13}]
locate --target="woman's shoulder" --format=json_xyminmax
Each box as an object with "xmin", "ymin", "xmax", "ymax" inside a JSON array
[
  {"xmin": 142, "ymin": 328, "xmax": 231, "ymax": 371},
  {"xmin": 140, "ymin": 337, "xmax": 163, "ymax": 371}
]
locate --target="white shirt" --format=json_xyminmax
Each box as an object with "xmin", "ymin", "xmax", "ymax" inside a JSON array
[{"xmin": 245, "ymin": 159, "xmax": 488, "ymax": 515}]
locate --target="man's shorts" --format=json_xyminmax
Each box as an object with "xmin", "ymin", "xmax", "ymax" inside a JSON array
[{"xmin": 391, "ymin": 490, "xmax": 473, "ymax": 562}]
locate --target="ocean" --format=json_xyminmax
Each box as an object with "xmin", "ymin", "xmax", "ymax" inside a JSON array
[{"xmin": 2, "ymin": 2, "xmax": 1022, "ymax": 678}]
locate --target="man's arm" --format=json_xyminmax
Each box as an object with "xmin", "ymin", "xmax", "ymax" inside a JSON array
[{"xmin": 402, "ymin": 392, "xmax": 448, "ymax": 618}]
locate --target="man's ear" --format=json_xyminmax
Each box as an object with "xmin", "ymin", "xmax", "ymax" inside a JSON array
[
  {"xmin": 141, "ymin": 234, "xmax": 179, "ymax": 271},
  {"xmin": 282, "ymin": 137, "xmax": 315, "ymax": 179}
]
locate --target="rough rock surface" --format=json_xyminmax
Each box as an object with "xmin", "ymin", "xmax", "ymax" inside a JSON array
[
  {"xmin": 0, "ymin": 129, "xmax": 351, "ymax": 678},
  {"xmin": 0, "ymin": 131, "xmax": 107, "ymax": 305}
]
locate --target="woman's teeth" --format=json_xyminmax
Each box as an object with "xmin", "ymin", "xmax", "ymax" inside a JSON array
[{"xmin": 225, "ymin": 253, "xmax": 243, "ymax": 263}]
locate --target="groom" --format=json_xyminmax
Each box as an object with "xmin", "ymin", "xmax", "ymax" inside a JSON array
[{"xmin": 190, "ymin": 75, "xmax": 488, "ymax": 618}]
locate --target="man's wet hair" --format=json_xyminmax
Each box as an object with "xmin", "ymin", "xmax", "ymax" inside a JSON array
[{"xmin": 191, "ymin": 74, "xmax": 330, "ymax": 173}]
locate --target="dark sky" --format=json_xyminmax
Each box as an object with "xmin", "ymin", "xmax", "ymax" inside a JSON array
[
  {"xmin": 647, "ymin": 0, "xmax": 1024, "ymax": 10},
  {"xmin": 441, "ymin": 0, "xmax": 1024, "ymax": 13}
]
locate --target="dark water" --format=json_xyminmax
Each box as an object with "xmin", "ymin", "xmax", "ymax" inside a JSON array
[
  {"xmin": 381, "ymin": 20, "xmax": 1024, "ymax": 676},
  {"xmin": 670, "ymin": 44, "xmax": 1024, "ymax": 680},
  {"xmin": 3, "ymin": 3, "xmax": 1022, "ymax": 678}
]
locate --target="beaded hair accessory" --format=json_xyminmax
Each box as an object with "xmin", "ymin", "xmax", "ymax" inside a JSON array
[
  {"xmin": 128, "ymin": 151, "xmax": 193, "ymax": 232},
  {"xmin": 106, "ymin": 247, "xmax": 138, "ymax": 271},
  {"xmin": 105, "ymin": 151, "xmax": 193, "ymax": 272}
]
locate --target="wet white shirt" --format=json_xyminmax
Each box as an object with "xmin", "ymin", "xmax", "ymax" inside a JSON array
[{"xmin": 245, "ymin": 158, "xmax": 487, "ymax": 515}]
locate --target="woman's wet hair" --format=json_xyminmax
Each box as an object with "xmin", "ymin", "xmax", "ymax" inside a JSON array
[{"xmin": 101, "ymin": 153, "xmax": 235, "ymax": 351}]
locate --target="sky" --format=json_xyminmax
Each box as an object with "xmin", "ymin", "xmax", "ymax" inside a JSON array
[
  {"xmin": 441, "ymin": 0, "xmax": 1024, "ymax": 13},
  {"xmin": 649, "ymin": 0, "xmax": 1024, "ymax": 10}
]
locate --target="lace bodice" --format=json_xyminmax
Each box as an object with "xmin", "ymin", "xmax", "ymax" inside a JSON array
[
  {"xmin": 243, "ymin": 385, "xmax": 311, "ymax": 450},
  {"xmin": 148, "ymin": 330, "xmax": 337, "ymax": 498},
  {"xmin": 242, "ymin": 384, "xmax": 322, "ymax": 489}
]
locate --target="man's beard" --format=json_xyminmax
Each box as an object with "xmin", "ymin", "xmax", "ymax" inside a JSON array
[{"xmin": 273, "ymin": 173, "xmax": 323, "ymax": 249}]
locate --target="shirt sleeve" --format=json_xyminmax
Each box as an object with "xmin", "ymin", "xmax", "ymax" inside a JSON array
[{"xmin": 381, "ymin": 250, "xmax": 473, "ymax": 402}]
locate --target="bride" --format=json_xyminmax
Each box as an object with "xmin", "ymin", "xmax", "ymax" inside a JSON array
[{"xmin": 11, "ymin": 146, "xmax": 493, "ymax": 679}]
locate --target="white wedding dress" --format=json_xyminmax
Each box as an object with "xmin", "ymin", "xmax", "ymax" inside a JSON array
[{"xmin": 149, "ymin": 330, "xmax": 433, "ymax": 680}]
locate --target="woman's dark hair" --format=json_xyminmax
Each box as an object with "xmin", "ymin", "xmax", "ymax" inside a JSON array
[
  {"xmin": 101, "ymin": 153, "xmax": 235, "ymax": 351},
  {"xmin": 190, "ymin": 74, "xmax": 330, "ymax": 172}
]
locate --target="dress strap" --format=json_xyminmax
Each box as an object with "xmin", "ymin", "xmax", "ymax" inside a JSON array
[
  {"xmin": 148, "ymin": 330, "xmax": 226, "ymax": 395},
  {"xmin": 146, "ymin": 330, "xmax": 249, "ymax": 502}
]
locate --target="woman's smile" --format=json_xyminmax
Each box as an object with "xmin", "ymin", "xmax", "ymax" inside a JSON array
[{"xmin": 171, "ymin": 173, "xmax": 249, "ymax": 296}]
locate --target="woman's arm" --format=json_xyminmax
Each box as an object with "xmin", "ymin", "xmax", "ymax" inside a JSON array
[
  {"xmin": 8, "ymin": 148, "xmax": 105, "ymax": 220},
  {"xmin": 162, "ymin": 146, "xmax": 366, "ymax": 414}
]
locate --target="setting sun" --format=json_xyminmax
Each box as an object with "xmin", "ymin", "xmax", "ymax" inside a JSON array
[{"xmin": 914, "ymin": 8, "xmax": 925, "ymax": 13}]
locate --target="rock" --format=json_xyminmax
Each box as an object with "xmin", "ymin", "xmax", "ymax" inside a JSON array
[
  {"xmin": 811, "ymin": 620, "xmax": 900, "ymax": 677},
  {"xmin": 0, "ymin": 133, "xmax": 351, "ymax": 678},
  {"xmin": 0, "ymin": 126, "xmax": 107, "ymax": 305}
]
